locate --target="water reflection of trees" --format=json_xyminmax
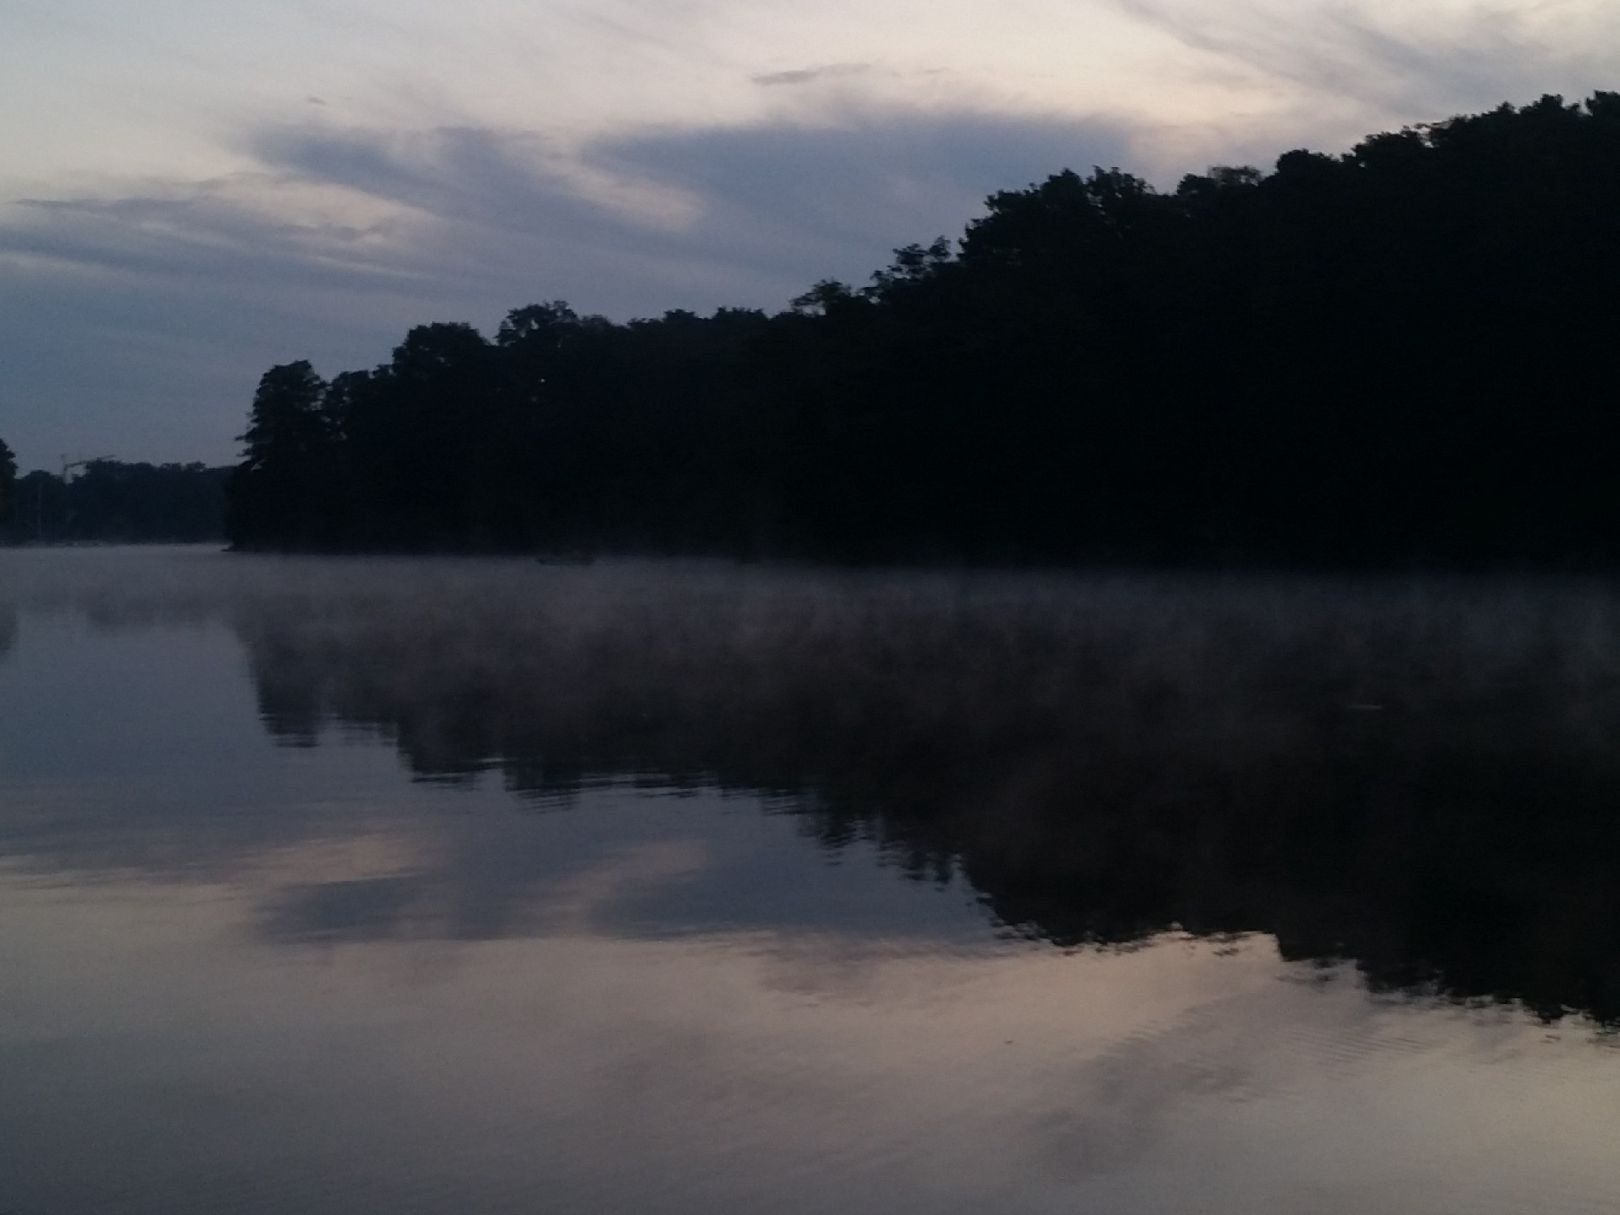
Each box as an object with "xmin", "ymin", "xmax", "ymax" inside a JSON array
[{"xmin": 229, "ymin": 568, "xmax": 1620, "ymax": 1025}]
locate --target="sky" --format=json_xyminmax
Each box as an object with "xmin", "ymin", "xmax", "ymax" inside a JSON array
[{"xmin": 3, "ymin": 0, "xmax": 1619, "ymax": 470}]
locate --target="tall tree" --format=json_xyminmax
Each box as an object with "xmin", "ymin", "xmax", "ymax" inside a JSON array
[
  {"xmin": 0, "ymin": 437, "xmax": 15, "ymax": 525},
  {"xmin": 237, "ymin": 361, "xmax": 330, "ymax": 475},
  {"xmin": 228, "ymin": 361, "xmax": 338, "ymax": 548}
]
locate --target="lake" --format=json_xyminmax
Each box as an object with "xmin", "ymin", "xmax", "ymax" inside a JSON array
[{"xmin": 3, "ymin": 546, "xmax": 1619, "ymax": 1214}]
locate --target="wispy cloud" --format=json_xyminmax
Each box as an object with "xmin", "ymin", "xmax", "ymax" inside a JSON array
[
  {"xmin": 0, "ymin": 102, "xmax": 1138, "ymax": 464},
  {"xmin": 752, "ymin": 62, "xmax": 873, "ymax": 87},
  {"xmin": 7, "ymin": 0, "xmax": 1620, "ymax": 465},
  {"xmin": 1108, "ymin": 0, "xmax": 1620, "ymax": 128}
]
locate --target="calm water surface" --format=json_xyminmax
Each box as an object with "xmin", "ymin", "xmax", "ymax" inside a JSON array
[{"xmin": 3, "ymin": 547, "xmax": 1619, "ymax": 1214}]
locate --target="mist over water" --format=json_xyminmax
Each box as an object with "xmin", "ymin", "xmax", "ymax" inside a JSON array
[{"xmin": 3, "ymin": 547, "xmax": 1620, "ymax": 1214}]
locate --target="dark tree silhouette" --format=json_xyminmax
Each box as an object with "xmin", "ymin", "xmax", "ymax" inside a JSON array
[
  {"xmin": 0, "ymin": 438, "xmax": 15, "ymax": 525},
  {"xmin": 225, "ymin": 91, "xmax": 1620, "ymax": 568},
  {"xmin": 2, "ymin": 460, "xmax": 227, "ymax": 544},
  {"xmin": 228, "ymin": 361, "xmax": 341, "ymax": 549}
]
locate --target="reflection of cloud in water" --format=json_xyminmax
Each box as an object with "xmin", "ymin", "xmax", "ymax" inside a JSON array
[
  {"xmin": 5, "ymin": 549, "xmax": 1620, "ymax": 1025},
  {"xmin": 223, "ymin": 560, "xmax": 1620, "ymax": 1024},
  {"xmin": 260, "ymin": 873, "xmax": 430, "ymax": 943},
  {"xmin": 538, "ymin": 839, "xmax": 711, "ymax": 930},
  {"xmin": 6, "ymin": 861, "xmax": 1615, "ymax": 1215}
]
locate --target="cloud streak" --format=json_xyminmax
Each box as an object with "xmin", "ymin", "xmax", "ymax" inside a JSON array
[
  {"xmin": 0, "ymin": 103, "xmax": 1137, "ymax": 465},
  {"xmin": 1108, "ymin": 0, "xmax": 1620, "ymax": 131},
  {"xmin": 752, "ymin": 62, "xmax": 873, "ymax": 87}
]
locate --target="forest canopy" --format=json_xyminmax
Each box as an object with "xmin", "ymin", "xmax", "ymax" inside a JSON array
[
  {"xmin": 1, "ymin": 460, "xmax": 228, "ymax": 545},
  {"xmin": 228, "ymin": 92, "xmax": 1620, "ymax": 567}
]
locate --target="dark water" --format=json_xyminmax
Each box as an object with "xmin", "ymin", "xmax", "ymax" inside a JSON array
[{"xmin": 3, "ymin": 547, "xmax": 1620, "ymax": 1214}]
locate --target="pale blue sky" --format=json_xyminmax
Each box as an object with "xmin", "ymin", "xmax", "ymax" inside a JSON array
[{"xmin": 3, "ymin": 0, "xmax": 1618, "ymax": 468}]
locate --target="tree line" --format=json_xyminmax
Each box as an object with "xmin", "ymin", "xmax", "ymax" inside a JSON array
[
  {"xmin": 0, "ymin": 457, "xmax": 228, "ymax": 545},
  {"xmin": 226, "ymin": 90, "xmax": 1620, "ymax": 566}
]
